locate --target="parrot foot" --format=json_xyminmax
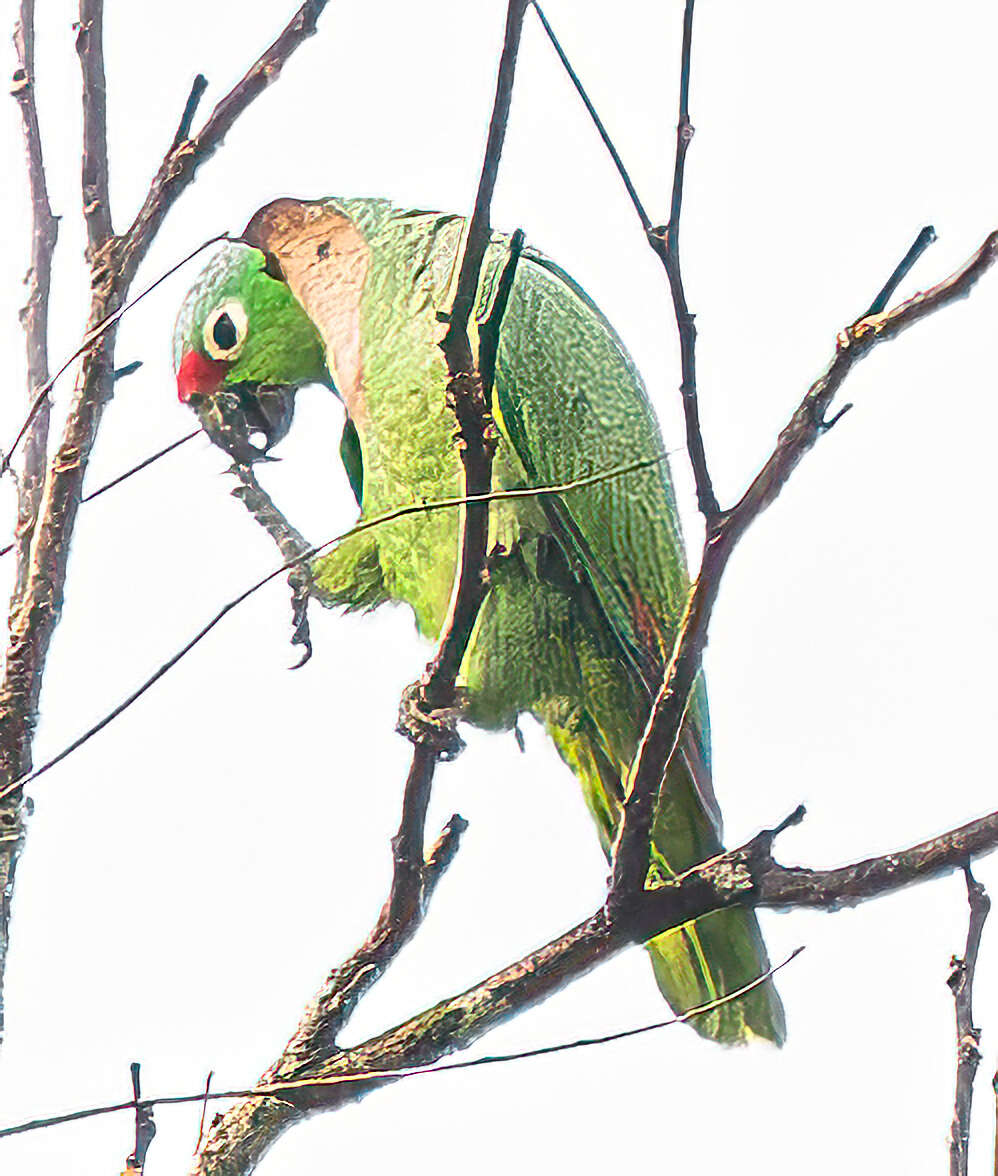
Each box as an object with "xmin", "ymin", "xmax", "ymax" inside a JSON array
[
  {"xmin": 288, "ymin": 566, "xmax": 313, "ymax": 668},
  {"xmin": 396, "ymin": 682, "xmax": 467, "ymax": 760}
]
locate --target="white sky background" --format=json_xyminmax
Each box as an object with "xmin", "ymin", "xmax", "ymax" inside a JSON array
[{"xmin": 0, "ymin": 1, "xmax": 996, "ymax": 1172}]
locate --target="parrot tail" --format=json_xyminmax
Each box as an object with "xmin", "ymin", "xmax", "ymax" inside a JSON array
[{"xmin": 549, "ymin": 717, "xmax": 786, "ymax": 1046}]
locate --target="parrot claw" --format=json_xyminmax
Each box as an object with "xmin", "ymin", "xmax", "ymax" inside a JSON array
[
  {"xmin": 396, "ymin": 682, "xmax": 467, "ymax": 760},
  {"xmin": 288, "ymin": 566, "xmax": 313, "ymax": 668}
]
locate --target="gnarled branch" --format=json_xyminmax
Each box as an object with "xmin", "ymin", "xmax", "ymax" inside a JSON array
[{"xmin": 0, "ymin": 0, "xmax": 333, "ymax": 1048}]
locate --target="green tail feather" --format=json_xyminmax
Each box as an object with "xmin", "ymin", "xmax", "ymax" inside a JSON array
[{"xmin": 549, "ymin": 719, "xmax": 786, "ymax": 1046}]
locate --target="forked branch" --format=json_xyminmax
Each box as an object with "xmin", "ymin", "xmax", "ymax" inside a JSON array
[
  {"xmin": 0, "ymin": 0, "xmax": 332, "ymax": 1047},
  {"xmin": 2, "ymin": 0, "xmax": 58, "ymax": 1044},
  {"xmin": 949, "ymin": 866, "xmax": 990, "ymax": 1176},
  {"xmin": 7, "ymin": 804, "xmax": 998, "ymax": 1160},
  {"xmin": 192, "ymin": 5, "xmax": 529, "ymax": 1170},
  {"xmin": 610, "ymin": 226, "xmax": 998, "ymax": 900}
]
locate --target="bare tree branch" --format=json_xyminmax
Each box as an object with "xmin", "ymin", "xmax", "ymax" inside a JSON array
[
  {"xmin": 0, "ymin": 0, "xmax": 332, "ymax": 1046},
  {"xmin": 645, "ymin": 0, "xmax": 718, "ymax": 522},
  {"xmin": 530, "ymin": 1, "xmax": 650, "ymax": 233},
  {"xmin": 185, "ymin": 209, "xmax": 998, "ymax": 1171},
  {"xmin": 428, "ymin": 0, "xmax": 529, "ymax": 697},
  {"xmin": 609, "ymin": 227, "xmax": 998, "ymax": 901},
  {"xmin": 190, "ymin": 803, "xmax": 998, "ymax": 1174},
  {"xmin": 534, "ymin": 0, "xmax": 716, "ymax": 521},
  {"xmin": 862, "ymin": 223, "xmax": 937, "ymax": 318},
  {"xmin": 120, "ymin": 1, "xmax": 330, "ymax": 283},
  {"xmin": 948, "ymin": 865, "xmax": 990, "ymax": 1176},
  {"xmin": 170, "ymin": 73, "xmax": 208, "ymax": 153},
  {"xmin": 77, "ymin": 0, "xmax": 113, "ymax": 253},
  {"xmin": 0, "ymin": 454, "xmax": 672, "ymax": 806},
  {"xmin": 1, "ymin": 0, "xmax": 57, "ymax": 1047},
  {"xmin": 4, "ymin": 802, "xmax": 991, "ymax": 1162},
  {"xmin": 0, "ymin": 948, "xmax": 800, "ymax": 1143},
  {"xmin": 10, "ymin": 0, "xmax": 58, "ymax": 602},
  {"xmin": 123, "ymin": 1062, "xmax": 156, "ymax": 1175},
  {"xmin": 195, "ymin": 5, "xmax": 530, "ymax": 1169}
]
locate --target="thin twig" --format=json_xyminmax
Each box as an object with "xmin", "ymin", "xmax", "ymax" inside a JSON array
[
  {"xmin": 949, "ymin": 865, "xmax": 990, "ymax": 1176},
  {"xmin": 10, "ymin": 0, "xmax": 58, "ymax": 602},
  {"xmin": 0, "ymin": 0, "xmax": 333, "ymax": 1047},
  {"xmin": 120, "ymin": 1, "xmax": 330, "ymax": 277},
  {"xmin": 862, "ymin": 224, "xmax": 937, "ymax": 318},
  {"xmin": 77, "ymin": 0, "xmax": 112, "ymax": 253},
  {"xmin": 12, "ymin": 788, "xmax": 998, "ymax": 1155},
  {"xmin": 529, "ymin": 1, "xmax": 650, "ymax": 233},
  {"xmin": 0, "ymin": 453, "xmax": 668, "ymax": 805},
  {"xmin": 609, "ymin": 225, "xmax": 998, "ymax": 901},
  {"xmin": 0, "ymin": 430, "xmax": 198, "ymax": 562},
  {"xmin": 85, "ymin": 430, "xmax": 202, "ymax": 504},
  {"xmin": 649, "ymin": 0, "xmax": 717, "ymax": 522},
  {"xmin": 197, "ymin": 7, "xmax": 528, "ymax": 1169},
  {"xmin": 194, "ymin": 1072, "xmax": 213, "ymax": 1155},
  {"xmin": 0, "ymin": 949, "xmax": 801, "ymax": 1144},
  {"xmin": 534, "ymin": 0, "xmax": 717, "ymax": 522},
  {"xmin": 124, "ymin": 1062, "xmax": 155, "ymax": 1174},
  {"xmin": 0, "ymin": 233, "xmax": 228, "ymax": 478},
  {"xmin": 170, "ymin": 73, "xmax": 208, "ymax": 151},
  {"xmin": 993, "ymin": 1068, "xmax": 998, "ymax": 1176}
]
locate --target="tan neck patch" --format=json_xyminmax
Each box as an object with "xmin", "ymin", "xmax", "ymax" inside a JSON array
[{"xmin": 243, "ymin": 198, "xmax": 370, "ymax": 425}]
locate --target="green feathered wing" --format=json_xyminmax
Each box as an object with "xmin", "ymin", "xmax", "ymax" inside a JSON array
[
  {"xmin": 467, "ymin": 248, "xmax": 784, "ymax": 1044},
  {"xmin": 264, "ymin": 198, "xmax": 784, "ymax": 1044}
]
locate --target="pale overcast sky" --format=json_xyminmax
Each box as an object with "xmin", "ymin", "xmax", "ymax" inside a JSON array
[{"xmin": 1, "ymin": 2, "xmax": 998, "ymax": 1173}]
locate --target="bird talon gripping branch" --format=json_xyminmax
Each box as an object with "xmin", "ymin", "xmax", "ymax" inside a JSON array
[
  {"xmin": 396, "ymin": 681, "xmax": 466, "ymax": 761},
  {"xmin": 173, "ymin": 194, "xmax": 785, "ymax": 1044}
]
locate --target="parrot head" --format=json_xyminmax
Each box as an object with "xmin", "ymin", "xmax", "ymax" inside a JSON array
[{"xmin": 173, "ymin": 243, "xmax": 328, "ymax": 463}]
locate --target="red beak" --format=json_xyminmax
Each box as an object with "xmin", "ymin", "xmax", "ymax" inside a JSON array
[{"xmin": 177, "ymin": 349, "xmax": 229, "ymax": 403}]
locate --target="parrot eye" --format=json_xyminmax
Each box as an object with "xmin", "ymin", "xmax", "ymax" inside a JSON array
[{"xmin": 204, "ymin": 300, "xmax": 248, "ymax": 361}]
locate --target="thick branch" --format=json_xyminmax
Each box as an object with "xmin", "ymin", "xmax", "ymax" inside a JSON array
[
  {"xmin": 195, "ymin": 7, "xmax": 529, "ymax": 1170},
  {"xmin": 948, "ymin": 866, "xmax": 989, "ymax": 1176},
  {"xmin": 10, "ymin": 0, "xmax": 58, "ymax": 604},
  {"xmin": 4, "ymin": 806, "xmax": 998, "ymax": 1154},
  {"xmin": 77, "ymin": 0, "xmax": 112, "ymax": 252},
  {"xmin": 120, "ymin": 1, "xmax": 329, "ymax": 285},
  {"xmin": 181, "ymin": 803, "xmax": 998, "ymax": 1174},
  {"xmin": 0, "ymin": 0, "xmax": 332, "ymax": 1049},
  {"xmin": 1, "ymin": 0, "xmax": 57, "ymax": 1046},
  {"xmin": 175, "ymin": 775, "xmax": 998, "ymax": 1175},
  {"xmin": 427, "ymin": 0, "xmax": 529, "ymax": 700},
  {"xmin": 609, "ymin": 227, "xmax": 998, "ymax": 899}
]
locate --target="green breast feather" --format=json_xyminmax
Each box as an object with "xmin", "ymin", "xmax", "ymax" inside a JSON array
[{"xmin": 177, "ymin": 196, "xmax": 786, "ymax": 1045}]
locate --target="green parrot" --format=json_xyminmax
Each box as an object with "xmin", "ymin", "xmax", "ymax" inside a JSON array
[{"xmin": 174, "ymin": 196, "xmax": 785, "ymax": 1045}]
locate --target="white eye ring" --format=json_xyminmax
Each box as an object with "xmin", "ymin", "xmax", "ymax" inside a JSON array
[{"xmin": 203, "ymin": 300, "xmax": 248, "ymax": 361}]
